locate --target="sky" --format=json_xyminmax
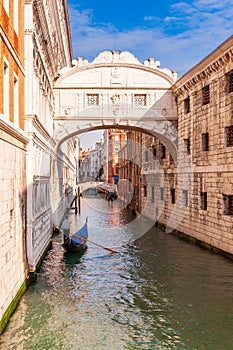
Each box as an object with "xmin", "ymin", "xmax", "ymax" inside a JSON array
[{"xmin": 67, "ymin": 0, "xmax": 232, "ymax": 149}]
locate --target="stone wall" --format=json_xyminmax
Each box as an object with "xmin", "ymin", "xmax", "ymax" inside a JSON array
[
  {"xmin": 171, "ymin": 35, "xmax": 233, "ymax": 255},
  {"xmin": 120, "ymin": 36, "xmax": 233, "ymax": 257},
  {"xmin": 0, "ymin": 121, "xmax": 28, "ymax": 332}
]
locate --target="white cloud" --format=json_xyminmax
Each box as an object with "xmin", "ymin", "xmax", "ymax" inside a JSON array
[
  {"xmin": 68, "ymin": 1, "xmax": 232, "ymax": 76},
  {"xmin": 144, "ymin": 16, "xmax": 157, "ymax": 21}
]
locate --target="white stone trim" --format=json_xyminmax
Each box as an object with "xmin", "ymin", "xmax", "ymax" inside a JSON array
[{"xmin": 0, "ymin": 117, "xmax": 28, "ymax": 145}]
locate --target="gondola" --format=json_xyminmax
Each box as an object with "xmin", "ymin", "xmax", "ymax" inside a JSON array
[{"xmin": 63, "ymin": 218, "xmax": 88, "ymax": 253}]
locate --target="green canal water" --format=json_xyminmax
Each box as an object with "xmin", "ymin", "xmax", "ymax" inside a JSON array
[{"xmin": 1, "ymin": 197, "xmax": 233, "ymax": 349}]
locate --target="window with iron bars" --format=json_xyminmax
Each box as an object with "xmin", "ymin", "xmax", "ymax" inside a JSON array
[
  {"xmin": 202, "ymin": 132, "xmax": 209, "ymax": 151},
  {"xmin": 223, "ymin": 194, "xmax": 233, "ymax": 215},
  {"xmin": 170, "ymin": 188, "xmax": 175, "ymax": 204},
  {"xmin": 161, "ymin": 144, "xmax": 166, "ymax": 159},
  {"xmin": 200, "ymin": 192, "xmax": 207, "ymax": 210},
  {"xmin": 184, "ymin": 96, "xmax": 190, "ymax": 114},
  {"xmin": 227, "ymin": 71, "xmax": 233, "ymax": 93},
  {"xmin": 225, "ymin": 125, "xmax": 233, "ymax": 147},
  {"xmin": 87, "ymin": 94, "xmax": 99, "ymax": 106},
  {"xmin": 134, "ymin": 94, "xmax": 147, "ymax": 106},
  {"xmin": 152, "ymin": 145, "xmax": 157, "ymax": 159},
  {"xmin": 182, "ymin": 190, "xmax": 189, "ymax": 207},
  {"xmin": 184, "ymin": 138, "xmax": 190, "ymax": 154},
  {"xmin": 160, "ymin": 187, "xmax": 164, "ymax": 201},
  {"xmin": 202, "ymin": 85, "xmax": 210, "ymax": 105}
]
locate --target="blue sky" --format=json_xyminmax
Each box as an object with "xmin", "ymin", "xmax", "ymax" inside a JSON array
[
  {"xmin": 67, "ymin": 0, "xmax": 232, "ymax": 75},
  {"xmin": 67, "ymin": 0, "xmax": 232, "ymax": 149}
]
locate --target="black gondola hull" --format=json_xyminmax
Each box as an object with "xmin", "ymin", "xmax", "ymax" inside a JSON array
[{"xmin": 63, "ymin": 236, "xmax": 87, "ymax": 253}]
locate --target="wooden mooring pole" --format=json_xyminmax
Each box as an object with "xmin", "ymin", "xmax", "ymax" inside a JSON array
[
  {"xmin": 75, "ymin": 192, "xmax": 78, "ymax": 215},
  {"xmin": 78, "ymin": 187, "xmax": 81, "ymax": 214},
  {"xmin": 70, "ymin": 188, "xmax": 81, "ymax": 215}
]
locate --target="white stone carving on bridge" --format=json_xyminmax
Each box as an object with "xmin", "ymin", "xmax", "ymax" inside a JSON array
[{"xmin": 54, "ymin": 50, "xmax": 178, "ymax": 150}]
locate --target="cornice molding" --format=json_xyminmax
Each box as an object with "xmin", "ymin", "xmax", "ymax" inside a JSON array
[
  {"xmin": 0, "ymin": 118, "xmax": 28, "ymax": 146},
  {"xmin": 25, "ymin": 114, "xmax": 56, "ymax": 147}
]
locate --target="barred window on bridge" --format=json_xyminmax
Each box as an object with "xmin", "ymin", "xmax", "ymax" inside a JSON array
[
  {"xmin": 134, "ymin": 94, "xmax": 147, "ymax": 106},
  {"xmin": 87, "ymin": 94, "xmax": 99, "ymax": 106}
]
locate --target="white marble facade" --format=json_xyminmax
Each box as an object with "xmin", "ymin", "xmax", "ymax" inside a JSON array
[{"xmin": 24, "ymin": 0, "xmax": 73, "ymax": 271}]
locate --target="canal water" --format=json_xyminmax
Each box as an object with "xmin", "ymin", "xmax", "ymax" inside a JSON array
[{"xmin": 1, "ymin": 197, "xmax": 233, "ymax": 350}]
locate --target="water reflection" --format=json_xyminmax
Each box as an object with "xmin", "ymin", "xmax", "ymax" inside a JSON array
[{"xmin": 1, "ymin": 198, "xmax": 233, "ymax": 349}]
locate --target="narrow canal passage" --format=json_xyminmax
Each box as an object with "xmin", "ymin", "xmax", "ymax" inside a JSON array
[{"xmin": 1, "ymin": 197, "xmax": 233, "ymax": 350}]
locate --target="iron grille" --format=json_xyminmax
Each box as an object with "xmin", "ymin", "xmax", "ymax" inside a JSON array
[
  {"xmin": 229, "ymin": 72, "xmax": 233, "ymax": 93},
  {"xmin": 200, "ymin": 192, "xmax": 207, "ymax": 210},
  {"xmin": 226, "ymin": 125, "xmax": 233, "ymax": 147},
  {"xmin": 202, "ymin": 85, "xmax": 210, "ymax": 105},
  {"xmin": 87, "ymin": 94, "xmax": 99, "ymax": 106},
  {"xmin": 184, "ymin": 96, "xmax": 190, "ymax": 114},
  {"xmin": 202, "ymin": 132, "xmax": 209, "ymax": 151},
  {"xmin": 223, "ymin": 194, "xmax": 233, "ymax": 215},
  {"xmin": 134, "ymin": 94, "xmax": 147, "ymax": 106}
]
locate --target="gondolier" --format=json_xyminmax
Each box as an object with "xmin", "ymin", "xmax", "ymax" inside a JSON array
[
  {"xmin": 63, "ymin": 217, "xmax": 88, "ymax": 253},
  {"xmin": 61, "ymin": 215, "xmax": 70, "ymax": 243}
]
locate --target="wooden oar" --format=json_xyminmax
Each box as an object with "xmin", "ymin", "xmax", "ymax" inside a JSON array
[
  {"xmin": 86, "ymin": 239, "xmax": 119, "ymax": 254},
  {"xmin": 73, "ymin": 234, "xmax": 119, "ymax": 254}
]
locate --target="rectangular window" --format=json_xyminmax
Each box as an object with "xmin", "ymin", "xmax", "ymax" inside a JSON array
[
  {"xmin": 145, "ymin": 150, "xmax": 149, "ymax": 162},
  {"xmin": 225, "ymin": 125, "xmax": 233, "ymax": 147},
  {"xmin": 227, "ymin": 71, "xmax": 233, "ymax": 93},
  {"xmin": 184, "ymin": 96, "xmax": 190, "ymax": 114},
  {"xmin": 184, "ymin": 138, "xmax": 190, "ymax": 154},
  {"xmin": 171, "ymin": 188, "xmax": 175, "ymax": 204},
  {"xmin": 87, "ymin": 94, "xmax": 99, "ymax": 106},
  {"xmin": 160, "ymin": 187, "xmax": 164, "ymax": 201},
  {"xmin": 144, "ymin": 185, "xmax": 147, "ymax": 197},
  {"xmin": 134, "ymin": 94, "xmax": 147, "ymax": 106},
  {"xmin": 152, "ymin": 146, "xmax": 157, "ymax": 159},
  {"xmin": 200, "ymin": 192, "xmax": 207, "ymax": 210},
  {"xmin": 202, "ymin": 85, "xmax": 210, "ymax": 105},
  {"xmin": 202, "ymin": 132, "xmax": 209, "ymax": 151},
  {"xmin": 151, "ymin": 186, "xmax": 154, "ymax": 203},
  {"xmin": 223, "ymin": 194, "xmax": 233, "ymax": 215},
  {"xmin": 161, "ymin": 144, "xmax": 166, "ymax": 159},
  {"xmin": 182, "ymin": 190, "xmax": 189, "ymax": 207}
]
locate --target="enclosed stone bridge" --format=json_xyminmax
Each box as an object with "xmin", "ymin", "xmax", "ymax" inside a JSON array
[{"xmin": 53, "ymin": 50, "xmax": 178, "ymax": 157}]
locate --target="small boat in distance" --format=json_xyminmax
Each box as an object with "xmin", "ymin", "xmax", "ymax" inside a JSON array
[{"xmin": 63, "ymin": 217, "xmax": 88, "ymax": 254}]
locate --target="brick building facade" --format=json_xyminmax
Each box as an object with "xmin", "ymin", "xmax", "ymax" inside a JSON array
[
  {"xmin": 119, "ymin": 35, "xmax": 233, "ymax": 257},
  {"xmin": 0, "ymin": 0, "xmax": 28, "ymax": 333}
]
